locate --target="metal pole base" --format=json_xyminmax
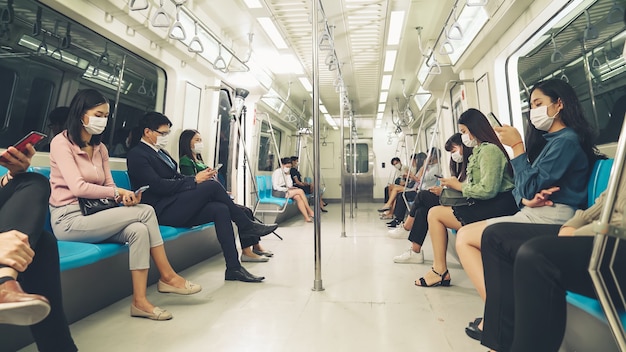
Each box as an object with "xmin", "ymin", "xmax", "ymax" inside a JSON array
[{"xmin": 311, "ymin": 280, "xmax": 325, "ymax": 291}]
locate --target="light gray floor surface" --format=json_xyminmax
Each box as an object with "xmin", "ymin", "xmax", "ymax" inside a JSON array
[{"xmin": 20, "ymin": 202, "xmax": 487, "ymax": 352}]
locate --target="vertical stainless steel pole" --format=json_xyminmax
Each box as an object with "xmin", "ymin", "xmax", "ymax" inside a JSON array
[
  {"xmin": 311, "ymin": 0, "xmax": 324, "ymax": 292},
  {"xmin": 581, "ymin": 41, "xmax": 600, "ymax": 129},
  {"xmin": 340, "ymin": 86, "xmax": 346, "ymax": 237},
  {"xmin": 349, "ymin": 114, "xmax": 354, "ymax": 218},
  {"xmin": 108, "ymin": 54, "xmax": 126, "ymax": 147}
]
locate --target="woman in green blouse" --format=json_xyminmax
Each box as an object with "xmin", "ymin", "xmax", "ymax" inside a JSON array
[
  {"xmin": 178, "ymin": 130, "xmax": 273, "ymax": 262},
  {"xmin": 415, "ymin": 109, "xmax": 519, "ymax": 287}
]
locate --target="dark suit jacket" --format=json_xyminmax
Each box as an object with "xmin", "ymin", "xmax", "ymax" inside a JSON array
[{"xmin": 126, "ymin": 142, "xmax": 196, "ymax": 215}]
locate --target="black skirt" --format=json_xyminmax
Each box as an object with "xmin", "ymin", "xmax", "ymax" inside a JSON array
[{"xmin": 452, "ymin": 190, "xmax": 518, "ymax": 226}]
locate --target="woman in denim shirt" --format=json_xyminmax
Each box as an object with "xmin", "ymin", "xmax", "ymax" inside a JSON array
[{"xmin": 457, "ymin": 79, "xmax": 601, "ymax": 340}]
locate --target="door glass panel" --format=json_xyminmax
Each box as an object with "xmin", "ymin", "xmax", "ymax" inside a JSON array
[{"xmin": 345, "ymin": 143, "xmax": 369, "ymax": 173}]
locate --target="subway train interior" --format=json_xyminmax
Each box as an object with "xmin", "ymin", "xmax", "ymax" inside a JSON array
[{"xmin": 0, "ymin": 0, "xmax": 625, "ymax": 351}]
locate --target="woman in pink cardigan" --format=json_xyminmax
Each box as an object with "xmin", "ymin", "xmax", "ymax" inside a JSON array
[{"xmin": 49, "ymin": 89, "xmax": 200, "ymax": 321}]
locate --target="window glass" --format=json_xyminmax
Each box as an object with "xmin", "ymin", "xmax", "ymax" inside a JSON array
[
  {"xmin": 257, "ymin": 120, "xmax": 282, "ymax": 171},
  {"xmin": 23, "ymin": 78, "xmax": 54, "ymax": 135},
  {"xmin": 345, "ymin": 143, "xmax": 369, "ymax": 173}
]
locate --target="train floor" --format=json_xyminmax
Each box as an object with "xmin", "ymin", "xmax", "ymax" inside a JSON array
[{"xmin": 20, "ymin": 202, "xmax": 487, "ymax": 352}]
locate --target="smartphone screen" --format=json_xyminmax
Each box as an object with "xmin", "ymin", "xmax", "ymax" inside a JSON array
[
  {"xmin": 215, "ymin": 163, "xmax": 223, "ymax": 170},
  {"xmin": 0, "ymin": 131, "xmax": 47, "ymax": 162},
  {"xmin": 134, "ymin": 185, "xmax": 150, "ymax": 195},
  {"xmin": 487, "ymin": 112, "xmax": 502, "ymax": 127}
]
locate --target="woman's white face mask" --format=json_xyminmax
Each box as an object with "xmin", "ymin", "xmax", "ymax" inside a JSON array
[
  {"xmin": 83, "ymin": 116, "xmax": 108, "ymax": 135},
  {"xmin": 461, "ymin": 133, "xmax": 478, "ymax": 148},
  {"xmin": 192, "ymin": 142, "xmax": 204, "ymax": 154},
  {"xmin": 451, "ymin": 150, "xmax": 463, "ymax": 163},
  {"xmin": 529, "ymin": 104, "xmax": 558, "ymax": 131},
  {"xmin": 394, "ymin": 163, "xmax": 402, "ymax": 170},
  {"xmin": 283, "ymin": 167, "xmax": 291, "ymax": 173}
]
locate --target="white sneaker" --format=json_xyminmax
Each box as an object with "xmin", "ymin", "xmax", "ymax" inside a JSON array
[
  {"xmin": 388, "ymin": 225, "xmax": 408, "ymax": 239},
  {"xmin": 393, "ymin": 248, "xmax": 424, "ymax": 264}
]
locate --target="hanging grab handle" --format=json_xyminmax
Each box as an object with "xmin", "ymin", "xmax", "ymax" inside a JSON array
[
  {"xmin": 188, "ymin": 22, "xmax": 204, "ymax": 53},
  {"xmin": 168, "ymin": 5, "xmax": 186, "ymax": 40},
  {"xmin": 129, "ymin": 0, "xmax": 149, "ymax": 11},
  {"xmin": 150, "ymin": 0, "xmax": 171, "ymax": 28}
]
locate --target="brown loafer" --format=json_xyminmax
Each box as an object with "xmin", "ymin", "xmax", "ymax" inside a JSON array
[
  {"xmin": 130, "ymin": 304, "xmax": 172, "ymax": 320},
  {"xmin": 0, "ymin": 280, "xmax": 51, "ymax": 326},
  {"xmin": 157, "ymin": 280, "xmax": 202, "ymax": 295}
]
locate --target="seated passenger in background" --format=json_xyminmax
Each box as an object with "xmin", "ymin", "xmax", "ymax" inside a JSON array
[
  {"xmin": 456, "ymin": 79, "xmax": 601, "ymax": 339},
  {"xmin": 378, "ymin": 153, "xmax": 426, "ymax": 217},
  {"xmin": 50, "ymin": 90, "xmax": 201, "ymax": 321},
  {"xmin": 479, "ymin": 163, "xmax": 626, "ymax": 352},
  {"xmin": 272, "ymin": 157, "xmax": 315, "ymax": 222},
  {"xmin": 0, "ymin": 144, "xmax": 77, "ymax": 351},
  {"xmin": 40, "ymin": 106, "xmax": 69, "ymax": 152},
  {"xmin": 384, "ymin": 157, "xmax": 408, "ymax": 204},
  {"xmin": 290, "ymin": 156, "xmax": 327, "ymax": 212},
  {"xmin": 178, "ymin": 129, "xmax": 273, "ymax": 262},
  {"xmin": 391, "ymin": 133, "xmax": 471, "ymax": 265},
  {"xmin": 387, "ymin": 150, "xmax": 440, "ymax": 229},
  {"xmin": 416, "ymin": 108, "xmax": 518, "ymax": 287},
  {"xmin": 127, "ymin": 112, "xmax": 277, "ymax": 283}
]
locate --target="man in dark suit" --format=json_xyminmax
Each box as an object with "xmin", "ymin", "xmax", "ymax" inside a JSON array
[{"xmin": 126, "ymin": 112, "xmax": 277, "ymax": 283}]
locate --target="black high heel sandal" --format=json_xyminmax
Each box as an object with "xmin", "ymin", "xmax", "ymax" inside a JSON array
[{"xmin": 415, "ymin": 267, "xmax": 451, "ymax": 287}]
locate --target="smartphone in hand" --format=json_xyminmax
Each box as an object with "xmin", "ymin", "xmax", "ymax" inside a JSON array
[
  {"xmin": 134, "ymin": 185, "xmax": 150, "ymax": 195},
  {"xmin": 434, "ymin": 174, "xmax": 443, "ymax": 178},
  {"xmin": 0, "ymin": 131, "xmax": 47, "ymax": 163},
  {"xmin": 487, "ymin": 112, "xmax": 502, "ymax": 127},
  {"xmin": 215, "ymin": 163, "xmax": 223, "ymax": 170}
]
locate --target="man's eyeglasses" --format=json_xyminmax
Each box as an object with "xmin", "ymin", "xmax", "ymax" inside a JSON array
[{"xmin": 152, "ymin": 129, "xmax": 170, "ymax": 137}]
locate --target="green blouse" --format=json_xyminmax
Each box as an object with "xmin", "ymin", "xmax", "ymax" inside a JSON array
[
  {"xmin": 462, "ymin": 142, "xmax": 515, "ymax": 200},
  {"xmin": 179, "ymin": 155, "xmax": 208, "ymax": 176}
]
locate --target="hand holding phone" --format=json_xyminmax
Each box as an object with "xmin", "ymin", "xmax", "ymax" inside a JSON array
[
  {"xmin": 488, "ymin": 112, "xmax": 502, "ymax": 127},
  {"xmin": 0, "ymin": 131, "xmax": 46, "ymax": 163},
  {"xmin": 434, "ymin": 174, "xmax": 443, "ymax": 178},
  {"xmin": 215, "ymin": 163, "xmax": 223, "ymax": 171},
  {"xmin": 134, "ymin": 185, "xmax": 150, "ymax": 195}
]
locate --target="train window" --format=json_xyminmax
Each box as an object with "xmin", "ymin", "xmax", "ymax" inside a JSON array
[
  {"xmin": 257, "ymin": 120, "xmax": 282, "ymax": 172},
  {"xmin": 216, "ymin": 89, "xmax": 233, "ymax": 188},
  {"xmin": 0, "ymin": 67, "xmax": 16, "ymax": 130},
  {"xmin": 23, "ymin": 78, "xmax": 54, "ymax": 135},
  {"xmin": 345, "ymin": 143, "xmax": 369, "ymax": 173},
  {"xmin": 512, "ymin": 0, "xmax": 626, "ymax": 145},
  {"xmin": 0, "ymin": 0, "xmax": 166, "ymax": 151}
]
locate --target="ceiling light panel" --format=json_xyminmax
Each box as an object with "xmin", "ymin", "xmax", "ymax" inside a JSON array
[
  {"xmin": 387, "ymin": 11, "xmax": 405, "ymax": 45},
  {"xmin": 257, "ymin": 17, "xmax": 288, "ymax": 49}
]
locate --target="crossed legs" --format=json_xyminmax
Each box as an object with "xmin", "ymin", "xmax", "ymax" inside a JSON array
[{"xmin": 287, "ymin": 188, "xmax": 314, "ymax": 221}]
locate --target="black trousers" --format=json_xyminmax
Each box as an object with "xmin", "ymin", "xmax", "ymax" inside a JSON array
[
  {"xmin": 407, "ymin": 191, "xmax": 440, "ymax": 246},
  {"xmin": 157, "ymin": 180, "xmax": 256, "ymax": 270},
  {"xmin": 482, "ymin": 222, "xmax": 626, "ymax": 352},
  {"xmin": 392, "ymin": 191, "xmax": 416, "ymax": 220},
  {"xmin": 0, "ymin": 173, "xmax": 76, "ymax": 352},
  {"xmin": 237, "ymin": 205, "xmax": 260, "ymax": 248}
]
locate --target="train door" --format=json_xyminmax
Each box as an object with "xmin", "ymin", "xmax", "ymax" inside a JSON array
[{"xmin": 342, "ymin": 138, "xmax": 374, "ymax": 202}]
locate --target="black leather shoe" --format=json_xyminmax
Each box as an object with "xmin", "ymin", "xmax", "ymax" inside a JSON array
[
  {"xmin": 465, "ymin": 324, "xmax": 482, "ymax": 341},
  {"xmin": 320, "ymin": 208, "xmax": 328, "ymax": 213},
  {"xmin": 239, "ymin": 222, "xmax": 278, "ymax": 238},
  {"xmin": 225, "ymin": 267, "xmax": 265, "ymax": 283}
]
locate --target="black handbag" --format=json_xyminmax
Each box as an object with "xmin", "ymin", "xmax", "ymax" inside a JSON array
[
  {"xmin": 78, "ymin": 198, "xmax": 117, "ymax": 216},
  {"xmin": 439, "ymin": 188, "xmax": 470, "ymax": 207}
]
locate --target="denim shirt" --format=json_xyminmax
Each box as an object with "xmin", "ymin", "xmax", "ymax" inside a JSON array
[{"xmin": 511, "ymin": 127, "xmax": 589, "ymax": 209}]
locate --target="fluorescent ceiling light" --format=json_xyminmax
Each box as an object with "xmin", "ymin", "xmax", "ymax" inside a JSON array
[
  {"xmin": 381, "ymin": 75, "xmax": 392, "ymax": 90},
  {"xmin": 18, "ymin": 35, "xmax": 89, "ymax": 70},
  {"xmin": 387, "ymin": 11, "xmax": 405, "ymax": 45},
  {"xmin": 320, "ymin": 105, "xmax": 328, "ymax": 114},
  {"xmin": 379, "ymin": 91, "xmax": 388, "ymax": 102},
  {"xmin": 324, "ymin": 113, "xmax": 338, "ymax": 130},
  {"xmin": 378, "ymin": 103, "xmax": 385, "ymax": 112},
  {"xmin": 446, "ymin": 5, "xmax": 489, "ymax": 64},
  {"xmin": 299, "ymin": 77, "xmax": 312, "ymax": 91},
  {"xmin": 376, "ymin": 112, "xmax": 384, "ymax": 120},
  {"xmin": 243, "ymin": 0, "xmax": 263, "ymax": 8},
  {"xmin": 267, "ymin": 54, "xmax": 303, "ymax": 74},
  {"xmin": 383, "ymin": 50, "xmax": 397, "ymax": 72},
  {"xmin": 257, "ymin": 17, "xmax": 288, "ymax": 49},
  {"xmin": 375, "ymin": 120, "xmax": 382, "ymax": 128}
]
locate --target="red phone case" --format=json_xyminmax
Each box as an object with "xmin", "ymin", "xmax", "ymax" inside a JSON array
[{"xmin": 0, "ymin": 131, "xmax": 47, "ymax": 162}]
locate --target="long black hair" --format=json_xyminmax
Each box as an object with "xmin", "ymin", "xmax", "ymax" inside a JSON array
[
  {"xmin": 458, "ymin": 108, "xmax": 513, "ymax": 177},
  {"xmin": 445, "ymin": 132, "xmax": 472, "ymax": 182},
  {"xmin": 66, "ymin": 89, "xmax": 109, "ymax": 147},
  {"xmin": 179, "ymin": 129, "xmax": 203, "ymax": 162},
  {"xmin": 528, "ymin": 79, "xmax": 602, "ymax": 166}
]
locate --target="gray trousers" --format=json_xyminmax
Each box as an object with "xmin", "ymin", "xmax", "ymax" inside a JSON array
[{"xmin": 50, "ymin": 203, "xmax": 163, "ymax": 270}]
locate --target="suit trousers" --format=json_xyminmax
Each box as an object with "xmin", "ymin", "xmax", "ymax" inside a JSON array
[
  {"xmin": 0, "ymin": 172, "xmax": 77, "ymax": 351},
  {"xmin": 156, "ymin": 180, "xmax": 255, "ymax": 270},
  {"xmin": 393, "ymin": 191, "xmax": 417, "ymax": 220}
]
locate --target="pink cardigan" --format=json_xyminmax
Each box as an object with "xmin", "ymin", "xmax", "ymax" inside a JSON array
[{"xmin": 49, "ymin": 131, "xmax": 116, "ymax": 207}]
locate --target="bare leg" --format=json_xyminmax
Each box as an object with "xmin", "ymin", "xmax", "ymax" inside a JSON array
[
  {"xmin": 150, "ymin": 245, "xmax": 187, "ymax": 288},
  {"xmin": 456, "ymin": 220, "xmax": 489, "ymax": 301},
  {"xmin": 130, "ymin": 269, "xmax": 155, "ymax": 312},
  {"xmin": 416, "ymin": 206, "xmax": 461, "ymax": 286},
  {"xmin": 290, "ymin": 190, "xmax": 312, "ymax": 221}
]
